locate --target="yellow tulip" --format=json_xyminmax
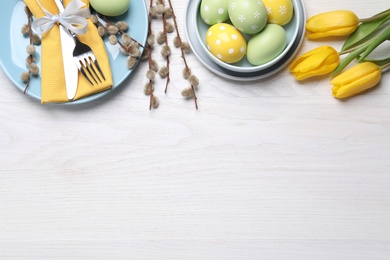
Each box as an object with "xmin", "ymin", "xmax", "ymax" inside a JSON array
[
  {"xmin": 306, "ymin": 10, "xmax": 359, "ymax": 39},
  {"xmin": 331, "ymin": 62, "xmax": 381, "ymax": 99},
  {"xmin": 289, "ymin": 46, "xmax": 339, "ymax": 80}
]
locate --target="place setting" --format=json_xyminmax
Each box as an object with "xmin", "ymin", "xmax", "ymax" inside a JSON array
[{"xmin": 0, "ymin": 0, "xmax": 148, "ymax": 105}]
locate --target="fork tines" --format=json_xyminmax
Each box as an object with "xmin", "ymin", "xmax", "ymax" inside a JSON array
[
  {"xmin": 75, "ymin": 53, "xmax": 106, "ymax": 86},
  {"xmin": 72, "ymin": 35, "xmax": 106, "ymax": 86}
]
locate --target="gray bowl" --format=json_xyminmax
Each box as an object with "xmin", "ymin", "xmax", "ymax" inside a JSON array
[
  {"xmin": 185, "ymin": 0, "xmax": 306, "ymax": 81},
  {"xmin": 194, "ymin": 0, "xmax": 303, "ymax": 73}
]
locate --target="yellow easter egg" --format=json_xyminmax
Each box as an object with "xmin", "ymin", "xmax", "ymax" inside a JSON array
[
  {"xmin": 262, "ymin": 0, "xmax": 293, "ymax": 26},
  {"xmin": 205, "ymin": 23, "xmax": 247, "ymax": 64}
]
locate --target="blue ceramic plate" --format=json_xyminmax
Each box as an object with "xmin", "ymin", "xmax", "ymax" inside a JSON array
[{"xmin": 0, "ymin": 0, "xmax": 148, "ymax": 104}]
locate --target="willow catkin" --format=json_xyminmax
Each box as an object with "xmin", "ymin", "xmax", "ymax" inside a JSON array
[
  {"xmin": 188, "ymin": 75, "xmax": 199, "ymax": 88},
  {"xmin": 122, "ymin": 33, "xmax": 132, "ymax": 46},
  {"xmin": 181, "ymin": 87, "xmax": 194, "ymax": 98},
  {"xmin": 97, "ymin": 26, "xmax": 106, "ymax": 37},
  {"xmin": 20, "ymin": 71, "xmax": 30, "ymax": 82},
  {"xmin": 116, "ymin": 21, "xmax": 129, "ymax": 31},
  {"xmin": 107, "ymin": 25, "xmax": 119, "ymax": 35},
  {"xmin": 29, "ymin": 63, "xmax": 39, "ymax": 76},
  {"xmin": 165, "ymin": 22, "xmax": 175, "ymax": 33},
  {"xmin": 146, "ymin": 69, "xmax": 156, "ymax": 80},
  {"xmin": 163, "ymin": 7, "xmax": 173, "ymax": 18},
  {"xmin": 159, "ymin": 66, "xmax": 169, "ymax": 78},
  {"xmin": 143, "ymin": 82, "xmax": 154, "ymax": 95},
  {"xmin": 32, "ymin": 34, "xmax": 41, "ymax": 45},
  {"xmin": 152, "ymin": 96, "xmax": 160, "ymax": 109},
  {"xmin": 90, "ymin": 14, "xmax": 98, "ymax": 24},
  {"xmin": 182, "ymin": 67, "xmax": 191, "ymax": 79},
  {"xmin": 26, "ymin": 45, "xmax": 36, "ymax": 55},
  {"xmin": 156, "ymin": 31, "xmax": 166, "ymax": 45},
  {"xmin": 160, "ymin": 45, "xmax": 171, "ymax": 57},
  {"xmin": 127, "ymin": 57, "xmax": 137, "ymax": 69}
]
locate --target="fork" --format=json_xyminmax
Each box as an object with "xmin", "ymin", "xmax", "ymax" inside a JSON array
[
  {"xmin": 54, "ymin": 0, "xmax": 105, "ymax": 86},
  {"xmin": 71, "ymin": 33, "xmax": 106, "ymax": 85}
]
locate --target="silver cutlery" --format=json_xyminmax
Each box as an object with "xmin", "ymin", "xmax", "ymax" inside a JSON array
[
  {"xmin": 54, "ymin": 0, "xmax": 105, "ymax": 87},
  {"xmin": 53, "ymin": 0, "xmax": 78, "ymax": 100},
  {"xmin": 71, "ymin": 32, "xmax": 106, "ymax": 85}
]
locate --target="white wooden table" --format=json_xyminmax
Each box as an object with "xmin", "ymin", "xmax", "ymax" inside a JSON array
[{"xmin": 1, "ymin": 0, "xmax": 390, "ymax": 259}]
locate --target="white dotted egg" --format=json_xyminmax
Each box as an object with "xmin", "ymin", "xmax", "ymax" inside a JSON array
[
  {"xmin": 262, "ymin": 0, "xmax": 294, "ymax": 25},
  {"xmin": 200, "ymin": 0, "xmax": 229, "ymax": 25},
  {"xmin": 228, "ymin": 0, "xmax": 267, "ymax": 34},
  {"xmin": 206, "ymin": 23, "xmax": 247, "ymax": 63}
]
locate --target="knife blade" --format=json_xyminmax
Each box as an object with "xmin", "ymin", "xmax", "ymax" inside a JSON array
[{"xmin": 53, "ymin": 0, "xmax": 79, "ymax": 101}]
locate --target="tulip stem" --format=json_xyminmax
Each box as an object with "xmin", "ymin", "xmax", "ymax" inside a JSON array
[
  {"xmin": 332, "ymin": 44, "xmax": 369, "ymax": 76},
  {"xmin": 359, "ymin": 8, "xmax": 390, "ymax": 23},
  {"xmin": 380, "ymin": 62, "xmax": 390, "ymax": 72},
  {"xmin": 338, "ymin": 38, "xmax": 375, "ymax": 55}
]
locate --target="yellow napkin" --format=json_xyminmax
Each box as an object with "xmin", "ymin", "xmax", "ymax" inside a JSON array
[{"xmin": 24, "ymin": 0, "xmax": 113, "ymax": 103}]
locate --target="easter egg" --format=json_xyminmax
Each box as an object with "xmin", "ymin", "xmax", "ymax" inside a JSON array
[
  {"xmin": 228, "ymin": 0, "xmax": 267, "ymax": 34},
  {"xmin": 247, "ymin": 24, "xmax": 287, "ymax": 65},
  {"xmin": 206, "ymin": 23, "xmax": 247, "ymax": 63},
  {"xmin": 262, "ymin": 0, "xmax": 294, "ymax": 25},
  {"xmin": 90, "ymin": 0, "xmax": 130, "ymax": 16},
  {"xmin": 200, "ymin": 0, "xmax": 229, "ymax": 25}
]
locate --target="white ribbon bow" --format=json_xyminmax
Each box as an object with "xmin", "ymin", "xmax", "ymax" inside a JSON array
[{"xmin": 32, "ymin": 0, "xmax": 91, "ymax": 35}]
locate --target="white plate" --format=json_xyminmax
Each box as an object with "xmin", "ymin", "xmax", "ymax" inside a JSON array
[
  {"xmin": 185, "ymin": 0, "xmax": 306, "ymax": 81},
  {"xmin": 0, "ymin": 0, "xmax": 148, "ymax": 104}
]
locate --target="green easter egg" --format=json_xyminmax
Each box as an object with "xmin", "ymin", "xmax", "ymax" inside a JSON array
[
  {"xmin": 228, "ymin": 0, "xmax": 267, "ymax": 34},
  {"xmin": 90, "ymin": 0, "xmax": 130, "ymax": 16},
  {"xmin": 200, "ymin": 0, "xmax": 229, "ymax": 25},
  {"xmin": 247, "ymin": 24, "xmax": 287, "ymax": 65}
]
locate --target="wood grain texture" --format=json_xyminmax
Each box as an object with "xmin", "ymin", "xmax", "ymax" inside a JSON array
[{"xmin": 1, "ymin": 0, "xmax": 390, "ymax": 259}]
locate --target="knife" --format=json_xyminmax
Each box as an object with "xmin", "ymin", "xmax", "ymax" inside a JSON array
[{"xmin": 53, "ymin": 0, "xmax": 79, "ymax": 101}]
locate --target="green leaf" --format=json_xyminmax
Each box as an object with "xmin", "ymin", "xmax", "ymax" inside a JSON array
[
  {"xmin": 331, "ymin": 45, "xmax": 367, "ymax": 76},
  {"xmin": 341, "ymin": 13, "xmax": 390, "ymax": 52},
  {"xmin": 358, "ymin": 26, "xmax": 390, "ymax": 61},
  {"xmin": 367, "ymin": 8, "xmax": 390, "ymax": 21},
  {"xmin": 363, "ymin": 57, "xmax": 390, "ymax": 67}
]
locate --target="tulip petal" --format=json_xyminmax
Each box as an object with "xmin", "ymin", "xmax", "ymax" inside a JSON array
[
  {"xmin": 295, "ymin": 50, "xmax": 338, "ymax": 73},
  {"xmin": 290, "ymin": 46, "xmax": 339, "ymax": 80},
  {"xmin": 307, "ymin": 27, "xmax": 358, "ymax": 39},
  {"xmin": 331, "ymin": 62, "xmax": 380, "ymax": 85},
  {"xmin": 306, "ymin": 11, "xmax": 358, "ymax": 32},
  {"xmin": 331, "ymin": 62, "xmax": 381, "ymax": 98},
  {"xmin": 290, "ymin": 47, "xmax": 325, "ymax": 70},
  {"xmin": 305, "ymin": 10, "xmax": 359, "ymax": 39},
  {"xmin": 332, "ymin": 72, "xmax": 380, "ymax": 98},
  {"xmin": 342, "ymin": 10, "xmax": 390, "ymax": 52}
]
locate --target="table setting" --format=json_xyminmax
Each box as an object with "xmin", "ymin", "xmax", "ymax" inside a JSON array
[
  {"xmin": 2, "ymin": 0, "xmax": 389, "ymax": 105},
  {"xmin": 1, "ymin": 0, "xmax": 390, "ymax": 259}
]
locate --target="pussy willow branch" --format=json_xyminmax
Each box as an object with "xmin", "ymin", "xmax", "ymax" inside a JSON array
[
  {"xmin": 160, "ymin": 1, "xmax": 171, "ymax": 93},
  {"xmin": 167, "ymin": 0, "xmax": 198, "ymax": 109},
  {"xmin": 97, "ymin": 20, "xmax": 128, "ymax": 51},
  {"xmin": 97, "ymin": 15, "xmax": 146, "ymax": 51},
  {"xmin": 24, "ymin": 7, "xmax": 33, "ymax": 94},
  {"xmin": 147, "ymin": 0, "xmax": 155, "ymax": 110}
]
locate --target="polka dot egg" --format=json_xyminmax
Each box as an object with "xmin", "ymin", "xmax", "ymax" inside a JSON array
[
  {"xmin": 228, "ymin": 0, "xmax": 268, "ymax": 35},
  {"xmin": 262, "ymin": 0, "xmax": 293, "ymax": 26},
  {"xmin": 206, "ymin": 23, "xmax": 247, "ymax": 64},
  {"xmin": 200, "ymin": 0, "xmax": 229, "ymax": 25}
]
